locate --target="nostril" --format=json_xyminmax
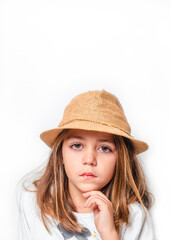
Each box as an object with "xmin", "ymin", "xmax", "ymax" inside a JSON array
[
  {"xmin": 83, "ymin": 157, "xmax": 97, "ymax": 166},
  {"xmin": 82, "ymin": 149, "xmax": 97, "ymax": 165}
]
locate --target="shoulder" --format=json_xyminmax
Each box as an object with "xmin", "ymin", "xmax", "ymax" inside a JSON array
[
  {"xmin": 16, "ymin": 181, "xmax": 64, "ymax": 239},
  {"xmin": 120, "ymin": 202, "xmax": 154, "ymax": 240},
  {"xmin": 16, "ymin": 180, "xmax": 40, "ymax": 221},
  {"xmin": 128, "ymin": 201, "xmax": 147, "ymax": 221},
  {"xmin": 17, "ymin": 180, "xmax": 36, "ymax": 203}
]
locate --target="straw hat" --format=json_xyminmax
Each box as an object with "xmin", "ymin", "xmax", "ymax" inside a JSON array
[{"xmin": 40, "ymin": 89, "xmax": 148, "ymax": 154}]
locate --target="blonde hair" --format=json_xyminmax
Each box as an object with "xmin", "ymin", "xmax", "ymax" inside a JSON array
[{"xmin": 23, "ymin": 129, "xmax": 153, "ymax": 234}]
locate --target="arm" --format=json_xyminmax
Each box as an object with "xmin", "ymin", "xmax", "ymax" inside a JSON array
[
  {"xmin": 100, "ymin": 230, "xmax": 120, "ymax": 240},
  {"xmin": 16, "ymin": 186, "xmax": 35, "ymax": 240},
  {"xmin": 82, "ymin": 191, "xmax": 154, "ymax": 240},
  {"xmin": 120, "ymin": 202, "xmax": 154, "ymax": 240},
  {"xmin": 82, "ymin": 191, "xmax": 120, "ymax": 240}
]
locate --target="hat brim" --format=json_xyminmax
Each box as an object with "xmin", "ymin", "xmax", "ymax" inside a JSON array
[{"xmin": 40, "ymin": 120, "xmax": 148, "ymax": 155}]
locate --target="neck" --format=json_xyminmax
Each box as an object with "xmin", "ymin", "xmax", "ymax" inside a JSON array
[{"xmin": 68, "ymin": 184, "xmax": 93, "ymax": 213}]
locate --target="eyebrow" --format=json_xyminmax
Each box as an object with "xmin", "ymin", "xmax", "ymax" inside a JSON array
[{"xmin": 66, "ymin": 135, "xmax": 114, "ymax": 144}]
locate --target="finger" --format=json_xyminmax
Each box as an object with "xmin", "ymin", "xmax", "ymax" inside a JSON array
[
  {"xmin": 84, "ymin": 195, "xmax": 113, "ymax": 210},
  {"xmin": 84, "ymin": 196, "xmax": 112, "ymax": 212},
  {"xmin": 91, "ymin": 202, "xmax": 98, "ymax": 210},
  {"xmin": 82, "ymin": 191, "xmax": 111, "ymax": 205},
  {"xmin": 84, "ymin": 194, "xmax": 112, "ymax": 209},
  {"xmin": 84, "ymin": 195, "xmax": 107, "ymax": 207}
]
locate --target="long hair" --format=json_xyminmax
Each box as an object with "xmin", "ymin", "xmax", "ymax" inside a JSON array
[{"xmin": 23, "ymin": 129, "xmax": 153, "ymax": 234}]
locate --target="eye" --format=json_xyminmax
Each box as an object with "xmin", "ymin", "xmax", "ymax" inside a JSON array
[
  {"xmin": 70, "ymin": 143, "xmax": 82, "ymax": 150},
  {"xmin": 100, "ymin": 146, "xmax": 112, "ymax": 153}
]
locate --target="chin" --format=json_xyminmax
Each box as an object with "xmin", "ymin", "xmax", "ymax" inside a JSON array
[{"xmin": 79, "ymin": 185, "xmax": 101, "ymax": 193}]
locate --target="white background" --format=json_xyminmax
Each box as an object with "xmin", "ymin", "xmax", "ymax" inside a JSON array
[{"xmin": 1, "ymin": 0, "xmax": 170, "ymax": 239}]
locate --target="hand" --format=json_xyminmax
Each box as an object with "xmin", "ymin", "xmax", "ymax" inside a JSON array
[{"xmin": 82, "ymin": 191, "xmax": 119, "ymax": 239}]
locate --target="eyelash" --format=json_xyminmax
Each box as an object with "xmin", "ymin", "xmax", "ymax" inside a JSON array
[{"xmin": 70, "ymin": 143, "xmax": 113, "ymax": 153}]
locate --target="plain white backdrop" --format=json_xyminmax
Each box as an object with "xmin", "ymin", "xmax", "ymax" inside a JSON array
[{"xmin": 1, "ymin": 0, "xmax": 170, "ymax": 239}]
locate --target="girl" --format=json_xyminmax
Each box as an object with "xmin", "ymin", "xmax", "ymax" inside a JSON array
[{"xmin": 17, "ymin": 89, "xmax": 154, "ymax": 240}]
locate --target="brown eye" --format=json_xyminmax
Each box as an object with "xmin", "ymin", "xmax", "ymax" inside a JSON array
[
  {"xmin": 71, "ymin": 143, "xmax": 82, "ymax": 150},
  {"xmin": 100, "ymin": 146, "xmax": 112, "ymax": 152}
]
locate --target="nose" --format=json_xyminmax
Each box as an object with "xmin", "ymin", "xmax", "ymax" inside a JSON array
[{"xmin": 82, "ymin": 146, "xmax": 97, "ymax": 166}]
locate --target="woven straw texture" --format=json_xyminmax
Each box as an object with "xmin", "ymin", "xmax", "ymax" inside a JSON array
[{"xmin": 40, "ymin": 89, "xmax": 148, "ymax": 154}]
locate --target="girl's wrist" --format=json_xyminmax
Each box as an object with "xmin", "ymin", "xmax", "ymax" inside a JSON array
[{"xmin": 100, "ymin": 229, "xmax": 120, "ymax": 240}]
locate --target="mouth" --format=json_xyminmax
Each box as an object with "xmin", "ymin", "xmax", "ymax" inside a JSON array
[{"xmin": 80, "ymin": 172, "xmax": 97, "ymax": 179}]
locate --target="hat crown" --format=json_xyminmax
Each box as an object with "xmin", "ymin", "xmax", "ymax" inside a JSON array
[{"xmin": 59, "ymin": 89, "xmax": 131, "ymax": 135}]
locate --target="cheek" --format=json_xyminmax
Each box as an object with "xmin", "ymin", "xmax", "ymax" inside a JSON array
[
  {"xmin": 106, "ymin": 161, "xmax": 116, "ymax": 174},
  {"xmin": 102, "ymin": 156, "xmax": 117, "ymax": 178},
  {"xmin": 62, "ymin": 147, "xmax": 79, "ymax": 176}
]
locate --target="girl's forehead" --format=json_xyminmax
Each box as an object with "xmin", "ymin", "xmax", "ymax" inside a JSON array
[{"xmin": 65, "ymin": 129, "xmax": 114, "ymax": 141}]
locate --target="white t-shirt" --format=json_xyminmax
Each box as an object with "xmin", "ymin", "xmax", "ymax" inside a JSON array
[{"xmin": 17, "ymin": 185, "xmax": 154, "ymax": 240}]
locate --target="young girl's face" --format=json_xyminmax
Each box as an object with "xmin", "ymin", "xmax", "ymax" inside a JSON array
[{"xmin": 62, "ymin": 129, "xmax": 118, "ymax": 196}]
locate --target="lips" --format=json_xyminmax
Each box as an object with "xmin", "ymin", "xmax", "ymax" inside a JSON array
[{"xmin": 80, "ymin": 172, "xmax": 96, "ymax": 177}]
